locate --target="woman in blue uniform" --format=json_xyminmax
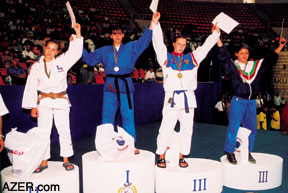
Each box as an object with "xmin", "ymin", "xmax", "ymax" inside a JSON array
[
  {"xmin": 216, "ymin": 36, "xmax": 286, "ymax": 164},
  {"xmin": 82, "ymin": 13, "xmax": 159, "ymax": 154}
]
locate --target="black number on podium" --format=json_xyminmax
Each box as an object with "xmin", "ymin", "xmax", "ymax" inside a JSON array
[
  {"xmin": 193, "ymin": 178, "xmax": 207, "ymax": 191},
  {"xmin": 258, "ymin": 171, "xmax": 268, "ymax": 183}
]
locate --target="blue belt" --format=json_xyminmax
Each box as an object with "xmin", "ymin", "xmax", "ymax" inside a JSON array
[{"xmin": 171, "ymin": 90, "xmax": 189, "ymax": 113}]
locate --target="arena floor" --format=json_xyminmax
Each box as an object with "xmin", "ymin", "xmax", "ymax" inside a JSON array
[{"xmin": 1, "ymin": 122, "xmax": 287, "ymax": 193}]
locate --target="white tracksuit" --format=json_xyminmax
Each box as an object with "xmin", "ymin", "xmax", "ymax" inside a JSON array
[
  {"xmin": 152, "ymin": 23, "xmax": 220, "ymax": 155},
  {"xmin": 22, "ymin": 35, "xmax": 83, "ymax": 159}
]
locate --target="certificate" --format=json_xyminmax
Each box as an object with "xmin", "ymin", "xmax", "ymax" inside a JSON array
[
  {"xmin": 66, "ymin": 1, "xmax": 76, "ymax": 27},
  {"xmin": 149, "ymin": 0, "xmax": 159, "ymax": 13},
  {"xmin": 212, "ymin": 12, "xmax": 239, "ymax": 34}
]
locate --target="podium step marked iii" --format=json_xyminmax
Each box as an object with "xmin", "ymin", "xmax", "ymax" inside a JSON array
[
  {"xmin": 82, "ymin": 150, "xmax": 155, "ymax": 193},
  {"xmin": 1, "ymin": 161, "xmax": 79, "ymax": 193},
  {"xmin": 156, "ymin": 158, "xmax": 223, "ymax": 193},
  {"xmin": 221, "ymin": 152, "xmax": 283, "ymax": 191}
]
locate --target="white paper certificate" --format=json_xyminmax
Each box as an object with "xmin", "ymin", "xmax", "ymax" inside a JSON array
[
  {"xmin": 66, "ymin": 1, "xmax": 76, "ymax": 27},
  {"xmin": 149, "ymin": 0, "xmax": 159, "ymax": 13},
  {"xmin": 212, "ymin": 12, "xmax": 239, "ymax": 34}
]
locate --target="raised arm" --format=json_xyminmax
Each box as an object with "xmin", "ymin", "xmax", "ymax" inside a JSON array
[
  {"xmin": 149, "ymin": 12, "xmax": 161, "ymax": 30},
  {"xmin": 82, "ymin": 47, "xmax": 103, "ymax": 67},
  {"xmin": 60, "ymin": 23, "xmax": 84, "ymax": 71},
  {"xmin": 193, "ymin": 24, "xmax": 220, "ymax": 65},
  {"xmin": 216, "ymin": 38, "xmax": 235, "ymax": 75},
  {"xmin": 152, "ymin": 12, "xmax": 167, "ymax": 67},
  {"xmin": 74, "ymin": 23, "xmax": 82, "ymax": 39},
  {"xmin": 131, "ymin": 13, "xmax": 160, "ymax": 58},
  {"xmin": 259, "ymin": 36, "xmax": 287, "ymax": 72}
]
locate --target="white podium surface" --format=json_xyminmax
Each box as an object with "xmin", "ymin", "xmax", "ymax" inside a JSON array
[
  {"xmin": 156, "ymin": 158, "xmax": 223, "ymax": 193},
  {"xmin": 221, "ymin": 152, "xmax": 283, "ymax": 190},
  {"xmin": 1, "ymin": 161, "xmax": 79, "ymax": 193},
  {"xmin": 82, "ymin": 150, "xmax": 155, "ymax": 193}
]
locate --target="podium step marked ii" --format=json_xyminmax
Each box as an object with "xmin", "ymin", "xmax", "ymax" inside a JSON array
[
  {"xmin": 156, "ymin": 158, "xmax": 223, "ymax": 193},
  {"xmin": 82, "ymin": 150, "xmax": 155, "ymax": 193},
  {"xmin": 1, "ymin": 161, "xmax": 79, "ymax": 193},
  {"xmin": 221, "ymin": 152, "xmax": 283, "ymax": 191}
]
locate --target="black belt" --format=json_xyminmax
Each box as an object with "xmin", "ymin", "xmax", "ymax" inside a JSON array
[{"xmin": 106, "ymin": 74, "xmax": 132, "ymax": 109}]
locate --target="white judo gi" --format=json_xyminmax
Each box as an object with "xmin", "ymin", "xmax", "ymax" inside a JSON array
[
  {"xmin": 22, "ymin": 35, "xmax": 83, "ymax": 160},
  {"xmin": 152, "ymin": 23, "xmax": 220, "ymax": 155}
]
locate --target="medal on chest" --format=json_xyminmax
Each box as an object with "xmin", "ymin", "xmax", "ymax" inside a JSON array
[
  {"xmin": 113, "ymin": 45, "xmax": 120, "ymax": 72},
  {"xmin": 237, "ymin": 61, "xmax": 250, "ymax": 83},
  {"xmin": 114, "ymin": 66, "xmax": 119, "ymax": 72},
  {"xmin": 173, "ymin": 54, "xmax": 183, "ymax": 79}
]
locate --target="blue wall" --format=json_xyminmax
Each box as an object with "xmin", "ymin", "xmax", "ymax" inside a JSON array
[{"xmin": 1, "ymin": 83, "xmax": 221, "ymax": 142}]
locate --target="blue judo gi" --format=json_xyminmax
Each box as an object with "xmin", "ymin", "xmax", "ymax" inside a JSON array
[
  {"xmin": 82, "ymin": 27, "xmax": 152, "ymax": 141},
  {"xmin": 217, "ymin": 46, "xmax": 279, "ymax": 153}
]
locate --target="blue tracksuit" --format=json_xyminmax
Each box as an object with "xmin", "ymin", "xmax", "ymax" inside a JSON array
[
  {"xmin": 82, "ymin": 27, "xmax": 152, "ymax": 141},
  {"xmin": 217, "ymin": 45, "xmax": 278, "ymax": 153}
]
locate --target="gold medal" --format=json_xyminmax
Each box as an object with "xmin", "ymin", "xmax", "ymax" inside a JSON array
[
  {"xmin": 173, "ymin": 54, "xmax": 184, "ymax": 79},
  {"xmin": 242, "ymin": 77, "xmax": 246, "ymax": 83}
]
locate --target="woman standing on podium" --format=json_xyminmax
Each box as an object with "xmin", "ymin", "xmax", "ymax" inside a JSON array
[
  {"xmin": 152, "ymin": 12, "xmax": 220, "ymax": 168},
  {"xmin": 22, "ymin": 23, "xmax": 83, "ymax": 173},
  {"xmin": 216, "ymin": 36, "xmax": 286, "ymax": 165}
]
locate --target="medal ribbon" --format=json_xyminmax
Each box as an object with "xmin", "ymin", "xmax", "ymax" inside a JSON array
[
  {"xmin": 236, "ymin": 61, "xmax": 249, "ymax": 82},
  {"xmin": 235, "ymin": 61, "xmax": 251, "ymax": 81},
  {"xmin": 113, "ymin": 45, "xmax": 118, "ymax": 65},
  {"xmin": 44, "ymin": 60, "xmax": 51, "ymax": 79},
  {"xmin": 172, "ymin": 54, "xmax": 183, "ymax": 72}
]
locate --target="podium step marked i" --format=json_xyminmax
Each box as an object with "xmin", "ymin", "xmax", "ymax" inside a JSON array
[
  {"xmin": 82, "ymin": 150, "xmax": 155, "ymax": 193},
  {"xmin": 1, "ymin": 161, "xmax": 79, "ymax": 193},
  {"xmin": 156, "ymin": 158, "xmax": 223, "ymax": 193},
  {"xmin": 221, "ymin": 152, "xmax": 283, "ymax": 191}
]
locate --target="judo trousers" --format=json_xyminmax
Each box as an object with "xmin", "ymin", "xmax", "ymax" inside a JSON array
[
  {"xmin": 156, "ymin": 105, "xmax": 194, "ymax": 155},
  {"xmin": 38, "ymin": 107, "xmax": 74, "ymax": 160},
  {"xmin": 102, "ymin": 91, "xmax": 136, "ymax": 141},
  {"xmin": 224, "ymin": 96, "xmax": 257, "ymax": 153}
]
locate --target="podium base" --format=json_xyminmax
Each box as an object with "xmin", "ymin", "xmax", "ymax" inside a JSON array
[
  {"xmin": 221, "ymin": 152, "xmax": 283, "ymax": 190},
  {"xmin": 1, "ymin": 161, "xmax": 79, "ymax": 193},
  {"xmin": 156, "ymin": 158, "xmax": 223, "ymax": 193},
  {"xmin": 82, "ymin": 150, "xmax": 155, "ymax": 193}
]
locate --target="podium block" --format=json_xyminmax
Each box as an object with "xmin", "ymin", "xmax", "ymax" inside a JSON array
[
  {"xmin": 221, "ymin": 153, "xmax": 283, "ymax": 190},
  {"xmin": 1, "ymin": 161, "xmax": 79, "ymax": 193},
  {"xmin": 156, "ymin": 158, "xmax": 223, "ymax": 193},
  {"xmin": 82, "ymin": 150, "xmax": 155, "ymax": 193}
]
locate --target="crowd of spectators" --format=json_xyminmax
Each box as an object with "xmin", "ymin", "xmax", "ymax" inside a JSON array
[
  {"xmin": 0, "ymin": 0, "xmax": 158, "ymax": 85},
  {"xmin": 215, "ymin": 91, "xmax": 288, "ymax": 135},
  {"xmin": 0, "ymin": 0, "xmax": 287, "ymax": 85},
  {"xmin": 0, "ymin": 0, "xmax": 287, "ymax": 86}
]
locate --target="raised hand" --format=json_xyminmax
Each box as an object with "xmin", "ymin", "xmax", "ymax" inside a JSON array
[
  {"xmin": 72, "ymin": 23, "xmax": 81, "ymax": 38},
  {"xmin": 280, "ymin": 37, "xmax": 287, "ymax": 46},
  {"xmin": 212, "ymin": 22, "xmax": 220, "ymax": 33},
  {"xmin": 152, "ymin": 12, "xmax": 161, "ymax": 25},
  {"xmin": 275, "ymin": 36, "xmax": 287, "ymax": 53}
]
